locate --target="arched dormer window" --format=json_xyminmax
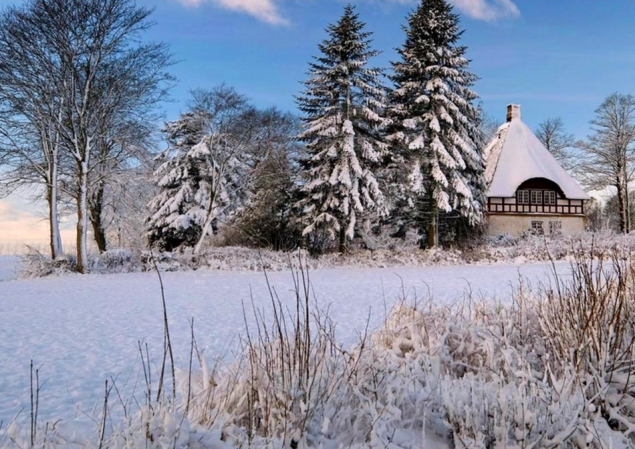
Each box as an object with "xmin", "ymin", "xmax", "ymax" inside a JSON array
[{"xmin": 515, "ymin": 178, "xmax": 565, "ymax": 206}]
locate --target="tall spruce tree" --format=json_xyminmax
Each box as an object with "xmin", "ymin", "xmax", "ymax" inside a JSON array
[
  {"xmin": 296, "ymin": 4, "xmax": 387, "ymax": 253},
  {"xmin": 388, "ymin": 0, "xmax": 486, "ymax": 248}
]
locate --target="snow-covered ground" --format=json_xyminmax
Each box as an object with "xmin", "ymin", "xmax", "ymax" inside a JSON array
[
  {"xmin": 0, "ymin": 259, "xmax": 572, "ymax": 431},
  {"xmin": 0, "ymin": 256, "xmax": 19, "ymax": 282}
]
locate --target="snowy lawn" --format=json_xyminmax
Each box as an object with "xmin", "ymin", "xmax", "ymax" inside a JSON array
[
  {"xmin": 0, "ymin": 256, "xmax": 19, "ymax": 282},
  {"xmin": 0, "ymin": 260, "xmax": 570, "ymax": 430}
]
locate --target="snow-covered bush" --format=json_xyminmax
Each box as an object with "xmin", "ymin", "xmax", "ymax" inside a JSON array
[
  {"xmin": 538, "ymin": 248, "xmax": 635, "ymax": 439},
  {"xmin": 1, "ymin": 420, "xmax": 66, "ymax": 449},
  {"xmin": 366, "ymin": 273, "xmax": 632, "ymax": 448},
  {"xmin": 18, "ymin": 252, "xmax": 78, "ymax": 278},
  {"xmin": 93, "ymin": 249, "xmax": 140, "ymax": 273},
  {"xmin": 16, "ymin": 230, "xmax": 635, "ymax": 279},
  {"xmin": 185, "ymin": 267, "xmax": 354, "ymax": 448},
  {"xmin": 442, "ymin": 373, "xmax": 588, "ymax": 449},
  {"xmin": 18, "ymin": 249, "xmax": 142, "ymax": 278},
  {"xmin": 107, "ymin": 405, "xmax": 230, "ymax": 449}
]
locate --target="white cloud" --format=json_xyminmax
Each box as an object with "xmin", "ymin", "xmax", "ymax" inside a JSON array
[
  {"xmin": 174, "ymin": 0, "xmax": 519, "ymax": 25},
  {"xmin": 176, "ymin": 0, "xmax": 288, "ymax": 25},
  {"xmin": 448, "ymin": 0, "xmax": 520, "ymax": 21}
]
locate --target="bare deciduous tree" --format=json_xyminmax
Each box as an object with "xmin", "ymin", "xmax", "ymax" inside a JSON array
[
  {"xmin": 226, "ymin": 109, "xmax": 302, "ymax": 250},
  {"xmin": 0, "ymin": 0, "xmax": 172, "ymax": 271},
  {"xmin": 578, "ymin": 93, "xmax": 635, "ymax": 234},
  {"xmin": 0, "ymin": 7, "xmax": 68, "ymax": 259},
  {"xmin": 88, "ymin": 119, "xmax": 157, "ymax": 253},
  {"xmin": 477, "ymin": 103, "xmax": 500, "ymax": 144},
  {"xmin": 187, "ymin": 87, "xmax": 258, "ymax": 254},
  {"xmin": 536, "ymin": 117, "xmax": 577, "ymax": 171}
]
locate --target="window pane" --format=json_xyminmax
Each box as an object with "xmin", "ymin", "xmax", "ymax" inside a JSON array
[
  {"xmin": 531, "ymin": 221, "xmax": 544, "ymax": 235},
  {"xmin": 545, "ymin": 191, "xmax": 556, "ymax": 205},
  {"xmin": 549, "ymin": 221, "xmax": 562, "ymax": 235},
  {"xmin": 531, "ymin": 190, "xmax": 543, "ymax": 204},
  {"xmin": 517, "ymin": 190, "xmax": 529, "ymax": 204}
]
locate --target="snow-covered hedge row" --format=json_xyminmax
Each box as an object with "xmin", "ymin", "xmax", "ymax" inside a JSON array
[
  {"xmin": 4, "ymin": 248, "xmax": 635, "ymax": 448},
  {"xmin": 18, "ymin": 249, "xmax": 141, "ymax": 278},
  {"xmin": 16, "ymin": 231, "xmax": 635, "ymax": 278}
]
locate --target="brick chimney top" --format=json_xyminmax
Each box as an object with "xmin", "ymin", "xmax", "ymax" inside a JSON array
[{"xmin": 506, "ymin": 104, "xmax": 521, "ymax": 122}]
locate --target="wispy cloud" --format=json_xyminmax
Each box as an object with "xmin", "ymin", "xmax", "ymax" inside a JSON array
[
  {"xmin": 378, "ymin": 0, "xmax": 520, "ymax": 21},
  {"xmin": 448, "ymin": 0, "xmax": 520, "ymax": 21},
  {"xmin": 173, "ymin": 0, "xmax": 519, "ymax": 25},
  {"xmin": 176, "ymin": 0, "xmax": 288, "ymax": 25}
]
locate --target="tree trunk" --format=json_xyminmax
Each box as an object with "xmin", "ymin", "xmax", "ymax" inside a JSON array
[
  {"xmin": 43, "ymin": 128, "xmax": 63, "ymax": 260},
  {"xmin": 194, "ymin": 190, "xmax": 218, "ymax": 255},
  {"xmin": 47, "ymin": 163, "xmax": 63, "ymax": 259},
  {"xmin": 427, "ymin": 207, "xmax": 438, "ymax": 249},
  {"xmin": 339, "ymin": 225, "xmax": 347, "ymax": 253},
  {"xmin": 624, "ymin": 166, "xmax": 631, "ymax": 233},
  {"xmin": 47, "ymin": 187, "xmax": 63, "ymax": 260},
  {"xmin": 617, "ymin": 177, "xmax": 627, "ymax": 234},
  {"xmin": 76, "ymin": 160, "xmax": 89, "ymax": 273},
  {"xmin": 89, "ymin": 183, "xmax": 107, "ymax": 253}
]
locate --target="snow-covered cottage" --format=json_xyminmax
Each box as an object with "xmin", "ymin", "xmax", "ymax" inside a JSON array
[{"xmin": 484, "ymin": 105, "xmax": 590, "ymax": 237}]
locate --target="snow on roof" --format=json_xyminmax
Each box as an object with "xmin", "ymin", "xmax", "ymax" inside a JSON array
[
  {"xmin": 483, "ymin": 122, "xmax": 509, "ymax": 186},
  {"xmin": 485, "ymin": 105, "xmax": 590, "ymax": 200}
]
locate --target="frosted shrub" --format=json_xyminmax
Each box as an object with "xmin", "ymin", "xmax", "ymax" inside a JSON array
[
  {"xmin": 370, "ymin": 293, "xmax": 600, "ymax": 448},
  {"xmin": 18, "ymin": 252, "xmax": 77, "ymax": 278},
  {"xmin": 538, "ymin": 249, "xmax": 635, "ymax": 438},
  {"xmin": 107, "ymin": 406, "xmax": 229, "ymax": 449},
  {"xmin": 337, "ymin": 331, "xmax": 440, "ymax": 448},
  {"xmin": 18, "ymin": 249, "xmax": 141, "ymax": 277},
  {"xmin": 141, "ymin": 251, "xmax": 190, "ymax": 272},
  {"xmin": 185, "ymin": 268, "xmax": 354, "ymax": 449},
  {"xmin": 442, "ymin": 371, "xmax": 588, "ymax": 449},
  {"xmin": 2, "ymin": 420, "xmax": 66, "ymax": 449},
  {"xmin": 93, "ymin": 249, "xmax": 140, "ymax": 273},
  {"xmin": 373, "ymin": 299, "xmax": 527, "ymax": 382},
  {"xmin": 216, "ymin": 332, "xmax": 348, "ymax": 448}
]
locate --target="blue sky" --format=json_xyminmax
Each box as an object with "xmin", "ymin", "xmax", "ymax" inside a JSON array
[
  {"xmin": 2, "ymin": 0, "xmax": 635, "ymax": 245},
  {"xmin": 138, "ymin": 0, "xmax": 635, "ymax": 139}
]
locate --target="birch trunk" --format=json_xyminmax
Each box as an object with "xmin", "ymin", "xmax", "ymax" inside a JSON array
[
  {"xmin": 46, "ymin": 136, "xmax": 63, "ymax": 259},
  {"xmin": 47, "ymin": 181, "xmax": 63, "ymax": 259},
  {"xmin": 76, "ymin": 157, "xmax": 90, "ymax": 273}
]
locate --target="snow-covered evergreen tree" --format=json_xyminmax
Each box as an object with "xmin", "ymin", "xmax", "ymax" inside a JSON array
[
  {"xmin": 296, "ymin": 4, "xmax": 388, "ymax": 253},
  {"xmin": 147, "ymin": 86, "xmax": 254, "ymax": 252},
  {"xmin": 147, "ymin": 112, "xmax": 208, "ymax": 252},
  {"xmin": 387, "ymin": 0, "xmax": 486, "ymax": 248}
]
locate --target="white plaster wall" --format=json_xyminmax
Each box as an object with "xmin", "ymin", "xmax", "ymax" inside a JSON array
[{"xmin": 487, "ymin": 214, "xmax": 586, "ymax": 237}]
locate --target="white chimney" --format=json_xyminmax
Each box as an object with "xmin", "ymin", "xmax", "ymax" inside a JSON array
[{"xmin": 506, "ymin": 104, "xmax": 521, "ymax": 122}]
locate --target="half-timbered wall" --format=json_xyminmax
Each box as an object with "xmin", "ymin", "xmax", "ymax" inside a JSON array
[
  {"xmin": 487, "ymin": 197, "xmax": 584, "ymax": 215},
  {"xmin": 486, "ymin": 177, "xmax": 584, "ymax": 215}
]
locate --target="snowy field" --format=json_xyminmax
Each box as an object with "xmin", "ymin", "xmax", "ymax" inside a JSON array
[
  {"xmin": 0, "ymin": 256, "xmax": 19, "ymax": 282},
  {"xmin": 0, "ymin": 258, "xmax": 572, "ymax": 430}
]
